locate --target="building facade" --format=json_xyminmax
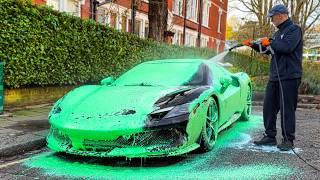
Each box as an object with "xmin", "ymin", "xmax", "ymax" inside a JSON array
[{"xmin": 33, "ymin": 0, "xmax": 228, "ymax": 52}]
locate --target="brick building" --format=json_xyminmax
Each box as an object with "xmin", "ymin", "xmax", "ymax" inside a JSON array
[{"xmin": 33, "ymin": 0, "xmax": 228, "ymax": 52}]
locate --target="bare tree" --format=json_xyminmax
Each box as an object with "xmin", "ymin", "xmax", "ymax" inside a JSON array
[
  {"xmin": 148, "ymin": 0, "xmax": 168, "ymax": 41},
  {"xmin": 281, "ymin": 0, "xmax": 320, "ymax": 36},
  {"xmin": 230, "ymin": 0, "xmax": 320, "ymax": 37},
  {"xmin": 231, "ymin": 20, "xmax": 260, "ymax": 41}
]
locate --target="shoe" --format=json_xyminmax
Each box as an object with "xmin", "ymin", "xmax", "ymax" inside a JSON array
[
  {"xmin": 277, "ymin": 139, "xmax": 294, "ymax": 151},
  {"xmin": 253, "ymin": 135, "xmax": 277, "ymax": 146}
]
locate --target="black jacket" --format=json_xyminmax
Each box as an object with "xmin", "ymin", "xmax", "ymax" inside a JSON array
[{"xmin": 252, "ymin": 19, "xmax": 303, "ymax": 81}]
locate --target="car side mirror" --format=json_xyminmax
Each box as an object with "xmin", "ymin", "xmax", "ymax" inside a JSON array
[
  {"xmin": 101, "ymin": 76, "xmax": 114, "ymax": 86},
  {"xmin": 220, "ymin": 76, "xmax": 231, "ymax": 89}
]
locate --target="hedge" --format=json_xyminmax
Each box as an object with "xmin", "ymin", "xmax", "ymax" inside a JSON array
[
  {"xmin": 0, "ymin": 0, "xmax": 215, "ymax": 88},
  {"xmin": 300, "ymin": 61, "xmax": 320, "ymax": 95}
]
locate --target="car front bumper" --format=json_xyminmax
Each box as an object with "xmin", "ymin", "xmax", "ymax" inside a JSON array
[{"xmin": 47, "ymin": 126, "xmax": 199, "ymax": 158}]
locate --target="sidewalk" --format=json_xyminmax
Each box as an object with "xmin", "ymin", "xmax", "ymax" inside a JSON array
[{"xmin": 0, "ymin": 105, "xmax": 51, "ymax": 157}]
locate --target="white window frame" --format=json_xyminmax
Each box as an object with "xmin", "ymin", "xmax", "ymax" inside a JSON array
[
  {"xmin": 185, "ymin": 33, "xmax": 191, "ymax": 46},
  {"xmin": 202, "ymin": 1, "xmax": 210, "ymax": 27},
  {"xmin": 186, "ymin": 0, "xmax": 198, "ymax": 22},
  {"xmin": 97, "ymin": 9, "xmax": 107, "ymax": 25},
  {"xmin": 97, "ymin": 6, "xmax": 147, "ymax": 36},
  {"xmin": 185, "ymin": 33, "xmax": 196, "ymax": 47},
  {"xmin": 108, "ymin": 12, "xmax": 118, "ymax": 29},
  {"xmin": 144, "ymin": 21, "xmax": 149, "ymax": 38},
  {"xmin": 177, "ymin": 31, "xmax": 182, "ymax": 45},
  {"xmin": 192, "ymin": 36, "xmax": 196, "ymax": 47},
  {"xmin": 133, "ymin": 19, "xmax": 149, "ymax": 38},
  {"xmin": 134, "ymin": 19, "xmax": 142, "ymax": 37},
  {"xmin": 173, "ymin": 0, "xmax": 183, "ymax": 16},
  {"xmin": 217, "ymin": 8, "xmax": 223, "ymax": 33},
  {"xmin": 119, "ymin": 15, "xmax": 129, "ymax": 32},
  {"xmin": 216, "ymin": 39, "xmax": 221, "ymax": 52},
  {"xmin": 130, "ymin": 11, "xmax": 149, "ymax": 38},
  {"xmin": 185, "ymin": 29, "xmax": 198, "ymax": 46},
  {"xmin": 47, "ymin": 0, "xmax": 61, "ymax": 11},
  {"xmin": 141, "ymin": 19, "xmax": 146, "ymax": 38},
  {"xmin": 172, "ymin": 25, "xmax": 184, "ymax": 45},
  {"xmin": 172, "ymin": 30, "xmax": 178, "ymax": 45},
  {"xmin": 201, "ymin": 37, "xmax": 208, "ymax": 47},
  {"xmin": 97, "ymin": 4, "xmax": 131, "ymax": 32},
  {"xmin": 47, "ymin": 0, "xmax": 81, "ymax": 17}
]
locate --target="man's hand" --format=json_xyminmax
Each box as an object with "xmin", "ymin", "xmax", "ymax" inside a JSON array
[
  {"xmin": 260, "ymin": 37, "xmax": 271, "ymax": 47},
  {"xmin": 242, "ymin": 39, "xmax": 253, "ymax": 47}
]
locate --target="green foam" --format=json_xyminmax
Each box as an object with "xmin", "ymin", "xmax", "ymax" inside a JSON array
[
  {"xmin": 25, "ymin": 153, "xmax": 293, "ymax": 179},
  {"xmin": 24, "ymin": 115, "xmax": 295, "ymax": 179}
]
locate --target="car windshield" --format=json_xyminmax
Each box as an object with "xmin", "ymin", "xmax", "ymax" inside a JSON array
[{"xmin": 113, "ymin": 62, "xmax": 211, "ymax": 86}]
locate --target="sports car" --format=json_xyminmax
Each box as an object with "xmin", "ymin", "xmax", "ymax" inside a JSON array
[{"xmin": 47, "ymin": 59, "xmax": 252, "ymax": 157}]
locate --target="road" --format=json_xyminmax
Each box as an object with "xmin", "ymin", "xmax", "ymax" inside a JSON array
[{"xmin": 0, "ymin": 106, "xmax": 319, "ymax": 179}]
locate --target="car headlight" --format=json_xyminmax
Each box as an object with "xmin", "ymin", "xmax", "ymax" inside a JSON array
[
  {"xmin": 52, "ymin": 106, "xmax": 62, "ymax": 114},
  {"xmin": 163, "ymin": 103, "xmax": 190, "ymax": 119},
  {"xmin": 49, "ymin": 98, "xmax": 63, "ymax": 118},
  {"xmin": 150, "ymin": 103, "xmax": 191, "ymax": 119},
  {"xmin": 146, "ymin": 103, "xmax": 191, "ymax": 129}
]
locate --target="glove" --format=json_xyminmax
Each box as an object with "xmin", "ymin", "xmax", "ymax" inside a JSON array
[
  {"xmin": 260, "ymin": 37, "xmax": 271, "ymax": 47},
  {"xmin": 242, "ymin": 39, "xmax": 253, "ymax": 47}
]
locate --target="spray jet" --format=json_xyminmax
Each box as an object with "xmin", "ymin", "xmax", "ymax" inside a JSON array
[
  {"xmin": 229, "ymin": 38, "xmax": 274, "ymax": 54},
  {"xmin": 208, "ymin": 37, "xmax": 274, "ymax": 64}
]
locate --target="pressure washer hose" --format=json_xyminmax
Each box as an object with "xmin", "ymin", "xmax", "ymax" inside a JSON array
[
  {"xmin": 212, "ymin": 43, "xmax": 319, "ymax": 171},
  {"xmin": 270, "ymin": 46, "xmax": 320, "ymax": 172}
]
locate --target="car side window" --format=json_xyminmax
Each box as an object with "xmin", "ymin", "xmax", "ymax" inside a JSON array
[
  {"xmin": 183, "ymin": 63, "xmax": 213, "ymax": 86},
  {"xmin": 208, "ymin": 63, "xmax": 226, "ymax": 79},
  {"xmin": 208, "ymin": 63, "xmax": 240, "ymax": 87}
]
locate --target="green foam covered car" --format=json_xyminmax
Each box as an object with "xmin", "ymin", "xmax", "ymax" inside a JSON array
[{"xmin": 47, "ymin": 59, "xmax": 252, "ymax": 157}]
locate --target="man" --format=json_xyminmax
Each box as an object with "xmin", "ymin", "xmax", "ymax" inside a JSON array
[{"xmin": 243, "ymin": 4, "xmax": 303, "ymax": 151}]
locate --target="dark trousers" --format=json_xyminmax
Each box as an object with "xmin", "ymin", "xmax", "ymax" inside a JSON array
[{"xmin": 263, "ymin": 78, "xmax": 301, "ymax": 141}]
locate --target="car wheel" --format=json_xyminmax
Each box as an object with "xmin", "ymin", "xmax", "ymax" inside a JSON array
[
  {"xmin": 199, "ymin": 97, "xmax": 219, "ymax": 152},
  {"xmin": 240, "ymin": 85, "xmax": 252, "ymax": 121}
]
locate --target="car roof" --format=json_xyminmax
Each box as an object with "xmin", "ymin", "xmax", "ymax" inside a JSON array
[{"xmin": 114, "ymin": 59, "xmax": 215, "ymax": 86}]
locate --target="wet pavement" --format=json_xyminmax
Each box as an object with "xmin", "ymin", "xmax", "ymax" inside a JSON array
[
  {"xmin": 0, "ymin": 106, "xmax": 50, "ymax": 157},
  {"xmin": 0, "ymin": 106, "xmax": 319, "ymax": 179}
]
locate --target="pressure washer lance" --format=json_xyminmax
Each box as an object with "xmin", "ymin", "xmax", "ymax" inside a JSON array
[
  {"xmin": 228, "ymin": 38, "xmax": 275, "ymax": 54},
  {"xmin": 229, "ymin": 39, "xmax": 320, "ymax": 172},
  {"xmin": 208, "ymin": 39, "xmax": 265, "ymax": 62}
]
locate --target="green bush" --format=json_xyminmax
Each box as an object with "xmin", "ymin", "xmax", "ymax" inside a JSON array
[
  {"xmin": 301, "ymin": 62, "xmax": 320, "ymax": 95},
  {"xmin": 225, "ymin": 51, "xmax": 270, "ymax": 76},
  {"xmin": 0, "ymin": 0, "xmax": 215, "ymax": 88}
]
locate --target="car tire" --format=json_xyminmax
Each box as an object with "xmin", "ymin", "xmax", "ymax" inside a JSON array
[
  {"xmin": 240, "ymin": 85, "xmax": 252, "ymax": 121},
  {"xmin": 199, "ymin": 97, "xmax": 219, "ymax": 152}
]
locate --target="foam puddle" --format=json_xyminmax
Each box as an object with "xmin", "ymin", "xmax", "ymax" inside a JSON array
[
  {"xmin": 23, "ymin": 152, "xmax": 294, "ymax": 179},
  {"xmin": 23, "ymin": 115, "xmax": 296, "ymax": 179},
  {"xmin": 228, "ymin": 133, "xmax": 302, "ymax": 154}
]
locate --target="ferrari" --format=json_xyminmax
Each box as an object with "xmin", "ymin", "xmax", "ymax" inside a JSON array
[{"xmin": 47, "ymin": 59, "xmax": 252, "ymax": 157}]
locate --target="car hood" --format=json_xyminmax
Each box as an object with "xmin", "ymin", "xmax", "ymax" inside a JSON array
[
  {"xmin": 58, "ymin": 85, "xmax": 196, "ymax": 114},
  {"xmin": 49, "ymin": 85, "xmax": 195, "ymax": 137}
]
